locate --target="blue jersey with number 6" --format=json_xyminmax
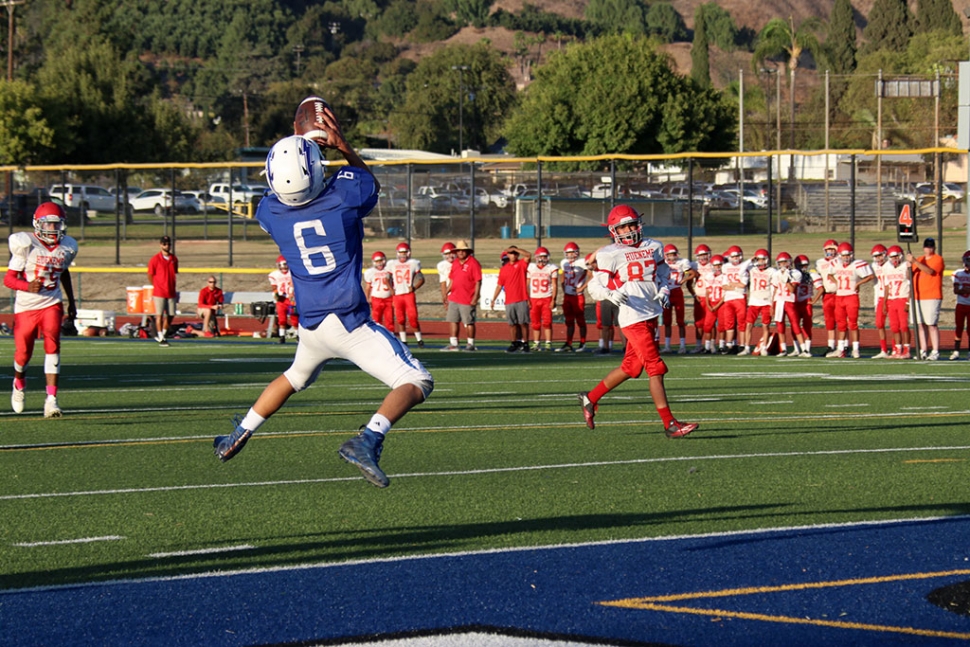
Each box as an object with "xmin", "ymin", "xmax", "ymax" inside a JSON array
[{"xmin": 256, "ymin": 167, "xmax": 378, "ymax": 331}]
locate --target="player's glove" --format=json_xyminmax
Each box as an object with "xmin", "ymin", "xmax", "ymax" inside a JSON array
[
  {"xmin": 653, "ymin": 287, "xmax": 671, "ymax": 309},
  {"xmin": 605, "ymin": 290, "xmax": 628, "ymax": 307}
]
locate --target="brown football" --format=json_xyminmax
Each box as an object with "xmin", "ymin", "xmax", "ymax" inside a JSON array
[{"xmin": 293, "ymin": 96, "xmax": 330, "ymax": 141}]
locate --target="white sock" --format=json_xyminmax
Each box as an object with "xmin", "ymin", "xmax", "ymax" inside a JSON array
[
  {"xmin": 414, "ymin": 332, "xmax": 422, "ymax": 342},
  {"xmin": 366, "ymin": 413, "xmax": 391, "ymax": 436},
  {"xmin": 399, "ymin": 332, "xmax": 406, "ymax": 343},
  {"xmin": 450, "ymin": 336, "xmax": 458, "ymax": 346},
  {"xmin": 240, "ymin": 409, "xmax": 266, "ymax": 432},
  {"xmin": 467, "ymin": 338, "xmax": 475, "ymax": 346}
]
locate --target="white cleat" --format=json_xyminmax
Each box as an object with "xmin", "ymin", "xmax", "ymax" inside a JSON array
[
  {"xmin": 872, "ymin": 351, "xmax": 890, "ymax": 359},
  {"xmin": 44, "ymin": 397, "xmax": 62, "ymax": 419},
  {"xmin": 799, "ymin": 351, "xmax": 813, "ymax": 358},
  {"xmin": 736, "ymin": 347, "xmax": 751, "ymax": 356},
  {"xmin": 11, "ymin": 386, "xmax": 24, "ymax": 414},
  {"xmin": 950, "ymin": 350, "xmax": 962, "ymax": 361},
  {"xmin": 851, "ymin": 349, "xmax": 861, "ymax": 358}
]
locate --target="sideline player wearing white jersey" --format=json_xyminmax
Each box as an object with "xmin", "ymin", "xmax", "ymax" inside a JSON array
[
  {"xmin": 577, "ymin": 205, "xmax": 698, "ymax": 439},
  {"xmin": 660, "ymin": 244, "xmax": 696, "ymax": 355},
  {"xmin": 826, "ymin": 242, "xmax": 874, "ymax": 358},
  {"xmin": 883, "ymin": 246, "xmax": 912, "ymax": 359},
  {"xmin": 558, "ymin": 241, "xmax": 588, "ymax": 352},
  {"xmin": 363, "ymin": 251, "xmax": 394, "ymax": 329},
  {"xmin": 436, "ymin": 242, "xmax": 456, "ymax": 315},
  {"xmin": 5, "ymin": 202, "xmax": 78, "ymax": 418},
  {"xmin": 213, "ymin": 127, "xmax": 433, "ymax": 490},
  {"xmin": 869, "ymin": 244, "xmax": 891, "ymax": 358},
  {"xmin": 814, "ymin": 239, "xmax": 840, "ymax": 352},
  {"xmin": 527, "ymin": 247, "xmax": 559, "ymax": 351},
  {"xmin": 386, "ymin": 242, "xmax": 425, "ymax": 347},
  {"xmin": 951, "ymin": 251, "xmax": 970, "ymax": 360},
  {"xmin": 738, "ymin": 249, "xmax": 772, "ymax": 356},
  {"xmin": 689, "ymin": 244, "xmax": 714, "ymax": 353},
  {"xmin": 268, "ymin": 255, "xmax": 298, "ymax": 343}
]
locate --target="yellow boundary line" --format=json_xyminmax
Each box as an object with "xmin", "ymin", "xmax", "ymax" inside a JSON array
[{"xmin": 600, "ymin": 569, "xmax": 970, "ymax": 640}]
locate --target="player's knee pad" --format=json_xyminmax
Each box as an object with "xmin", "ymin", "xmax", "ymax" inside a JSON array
[{"xmin": 45, "ymin": 353, "xmax": 60, "ymax": 375}]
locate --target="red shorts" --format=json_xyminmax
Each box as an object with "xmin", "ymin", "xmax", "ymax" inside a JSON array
[
  {"xmin": 774, "ymin": 302, "xmax": 802, "ymax": 336},
  {"xmin": 702, "ymin": 306, "xmax": 719, "ymax": 334},
  {"xmin": 822, "ymin": 292, "xmax": 837, "ymax": 330},
  {"xmin": 874, "ymin": 297, "xmax": 887, "ymax": 329},
  {"xmin": 888, "ymin": 299, "xmax": 909, "ymax": 335},
  {"xmin": 393, "ymin": 293, "xmax": 420, "ymax": 330},
  {"xmin": 275, "ymin": 300, "xmax": 298, "ymax": 328},
  {"xmin": 562, "ymin": 294, "xmax": 586, "ymax": 327},
  {"xmin": 370, "ymin": 296, "xmax": 393, "ymax": 329},
  {"xmin": 663, "ymin": 289, "xmax": 686, "ymax": 327},
  {"xmin": 530, "ymin": 297, "xmax": 553, "ymax": 330},
  {"xmin": 835, "ymin": 294, "xmax": 860, "ymax": 332},
  {"xmin": 693, "ymin": 295, "xmax": 708, "ymax": 329},
  {"xmin": 14, "ymin": 305, "xmax": 63, "ymax": 368},
  {"xmin": 620, "ymin": 319, "xmax": 669, "ymax": 378},
  {"xmin": 956, "ymin": 303, "xmax": 970, "ymax": 337},
  {"xmin": 794, "ymin": 300, "xmax": 812, "ymax": 335},
  {"xmin": 745, "ymin": 304, "xmax": 771, "ymax": 326},
  {"xmin": 720, "ymin": 299, "xmax": 746, "ymax": 330}
]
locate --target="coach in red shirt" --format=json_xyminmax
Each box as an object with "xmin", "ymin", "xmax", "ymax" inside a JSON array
[
  {"xmin": 147, "ymin": 235, "xmax": 178, "ymax": 345},
  {"xmin": 443, "ymin": 239, "xmax": 482, "ymax": 351},
  {"xmin": 490, "ymin": 245, "xmax": 531, "ymax": 352}
]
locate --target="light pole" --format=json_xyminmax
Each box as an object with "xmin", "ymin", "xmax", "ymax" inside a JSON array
[{"xmin": 451, "ymin": 65, "xmax": 469, "ymax": 154}]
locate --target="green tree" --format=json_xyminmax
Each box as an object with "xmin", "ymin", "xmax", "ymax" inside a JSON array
[
  {"xmin": 447, "ymin": 0, "xmax": 495, "ymax": 28},
  {"xmin": 503, "ymin": 34, "xmax": 735, "ymax": 159},
  {"xmin": 700, "ymin": 3, "xmax": 738, "ymax": 51},
  {"xmin": 645, "ymin": 3, "xmax": 687, "ymax": 43},
  {"xmin": 691, "ymin": 7, "xmax": 711, "ymax": 88},
  {"xmin": 585, "ymin": 0, "xmax": 646, "ymax": 35},
  {"xmin": 822, "ymin": 0, "xmax": 856, "ymax": 75},
  {"xmin": 862, "ymin": 0, "xmax": 912, "ymax": 55},
  {"xmin": 913, "ymin": 0, "xmax": 962, "ymax": 36},
  {"xmin": 390, "ymin": 43, "xmax": 517, "ymax": 153},
  {"xmin": 753, "ymin": 16, "xmax": 822, "ymax": 149},
  {"xmin": 0, "ymin": 81, "xmax": 55, "ymax": 164}
]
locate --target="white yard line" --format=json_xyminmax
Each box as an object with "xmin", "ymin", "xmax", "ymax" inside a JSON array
[
  {"xmin": 148, "ymin": 544, "xmax": 255, "ymax": 558},
  {"xmin": 12, "ymin": 536, "xmax": 124, "ymax": 547}
]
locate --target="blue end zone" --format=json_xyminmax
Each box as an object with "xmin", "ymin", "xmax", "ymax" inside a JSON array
[{"xmin": 4, "ymin": 516, "xmax": 970, "ymax": 646}]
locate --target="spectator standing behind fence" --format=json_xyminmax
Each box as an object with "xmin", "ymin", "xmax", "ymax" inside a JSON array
[
  {"xmin": 269, "ymin": 255, "xmax": 299, "ymax": 344},
  {"xmin": 442, "ymin": 239, "xmax": 481, "ymax": 351},
  {"xmin": 197, "ymin": 276, "xmax": 224, "ymax": 336},
  {"xmin": 364, "ymin": 251, "xmax": 394, "ymax": 330},
  {"xmin": 147, "ymin": 235, "xmax": 178, "ymax": 348},
  {"xmin": 527, "ymin": 247, "xmax": 559, "ymax": 352},
  {"xmin": 6, "ymin": 202, "xmax": 77, "ymax": 419},
  {"xmin": 952, "ymin": 251, "xmax": 970, "ymax": 360},
  {"xmin": 491, "ymin": 245, "xmax": 531, "ymax": 352},
  {"xmin": 213, "ymin": 131, "xmax": 433, "ymax": 490},
  {"xmin": 907, "ymin": 238, "xmax": 945, "ymax": 360},
  {"xmin": 559, "ymin": 242, "xmax": 589, "ymax": 353},
  {"xmin": 437, "ymin": 242, "xmax": 456, "ymax": 315},
  {"xmin": 387, "ymin": 242, "xmax": 425, "ymax": 348}
]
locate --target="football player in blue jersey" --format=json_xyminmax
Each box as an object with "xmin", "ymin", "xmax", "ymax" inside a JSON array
[{"xmin": 213, "ymin": 111, "xmax": 433, "ymax": 489}]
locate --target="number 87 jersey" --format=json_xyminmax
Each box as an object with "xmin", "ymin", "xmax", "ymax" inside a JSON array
[{"xmin": 591, "ymin": 236, "xmax": 669, "ymax": 328}]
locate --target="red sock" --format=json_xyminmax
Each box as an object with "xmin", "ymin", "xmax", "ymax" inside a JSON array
[
  {"xmin": 588, "ymin": 381, "xmax": 610, "ymax": 405},
  {"xmin": 880, "ymin": 339, "xmax": 888, "ymax": 352},
  {"xmin": 657, "ymin": 406, "xmax": 675, "ymax": 428}
]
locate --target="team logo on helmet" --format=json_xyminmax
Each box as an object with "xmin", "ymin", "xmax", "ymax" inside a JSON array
[
  {"xmin": 265, "ymin": 135, "xmax": 325, "ymax": 206},
  {"xmin": 606, "ymin": 205, "xmax": 642, "ymax": 246}
]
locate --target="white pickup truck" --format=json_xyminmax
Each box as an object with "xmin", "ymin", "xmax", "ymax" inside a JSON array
[{"xmin": 208, "ymin": 183, "xmax": 269, "ymax": 204}]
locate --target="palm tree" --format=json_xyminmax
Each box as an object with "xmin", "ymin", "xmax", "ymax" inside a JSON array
[{"xmin": 752, "ymin": 16, "xmax": 823, "ymax": 170}]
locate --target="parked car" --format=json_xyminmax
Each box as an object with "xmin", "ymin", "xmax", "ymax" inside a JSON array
[
  {"xmin": 208, "ymin": 183, "xmax": 268, "ymax": 204},
  {"xmin": 181, "ymin": 190, "xmax": 218, "ymax": 211},
  {"xmin": 915, "ymin": 182, "xmax": 965, "ymax": 201},
  {"xmin": 49, "ymin": 184, "xmax": 116, "ymax": 213},
  {"xmin": 129, "ymin": 189, "xmax": 194, "ymax": 215},
  {"xmin": 705, "ymin": 190, "xmax": 740, "ymax": 209},
  {"xmin": 724, "ymin": 187, "xmax": 767, "ymax": 209}
]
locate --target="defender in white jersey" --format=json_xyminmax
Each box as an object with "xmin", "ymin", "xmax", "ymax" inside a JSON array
[
  {"xmin": 5, "ymin": 202, "xmax": 78, "ymax": 418},
  {"xmin": 576, "ymin": 205, "xmax": 698, "ymax": 439}
]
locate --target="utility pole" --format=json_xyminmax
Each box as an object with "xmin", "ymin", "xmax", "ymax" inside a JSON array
[
  {"xmin": 1, "ymin": 0, "xmax": 24, "ymax": 81},
  {"xmin": 451, "ymin": 65, "xmax": 469, "ymax": 155}
]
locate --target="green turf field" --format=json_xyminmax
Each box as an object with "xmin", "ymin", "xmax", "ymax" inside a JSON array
[{"xmin": 2, "ymin": 337, "xmax": 969, "ymax": 591}]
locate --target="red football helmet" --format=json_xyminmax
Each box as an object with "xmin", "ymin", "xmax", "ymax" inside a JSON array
[
  {"xmin": 795, "ymin": 254, "xmax": 810, "ymax": 269},
  {"xmin": 775, "ymin": 251, "xmax": 792, "ymax": 266},
  {"xmin": 753, "ymin": 248, "xmax": 769, "ymax": 268},
  {"xmin": 710, "ymin": 254, "xmax": 725, "ymax": 271},
  {"xmin": 606, "ymin": 205, "xmax": 642, "ymax": 246},
  {"xmin": 823, "ymin": 239, "xmax": 839, "ymax": 258},
  {"xmin": 535, "ymin": 246, "xmax": 550, "ymax": 266},
  {"xmin": 663, "ymin": 243, "xmax": 679, "ymax": 259},
  {"xmin": 372, "ymin": 251, "xmax": 386, "ymax": 266},
  {"xmin": 440, "ymin": 242, "xmax": 456, "ymax": 256},
  {"xmin": 887, "ymin": 245, "xmax": 904, "ymax": 266},
  {"xmin": 33, "ymin": 202, "xmax": 66, "ymax": 246},
  {"xmin": 563, "ymin": 241, "xmax": 580, "ymax": 260},
  {"xmin": 276, "ymin": 254, "xmax": 288, "ymax": 272},
  {"xmin": 964, "ymin": 250, "xmax": 970, "ymax": 267},
  {"xmin": 396, "ymin": 242, "xmax": 411, "ymax": 258},
  {"xmin": 837, "ymin": 242, "xmax": 854, "ymax": 263},
  {"xmin": 726, "ymin": 245, "xmax": 743, "ymax": 263},
  {"xmin": 871, "ymin": 244, "xmax": 887, "ymax": 257},
  {"xmin": 694, "ymin": 244, "xmax": 711, "ymax": 256}
]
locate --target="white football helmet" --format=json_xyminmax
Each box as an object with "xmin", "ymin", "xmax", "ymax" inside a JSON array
[
  {"xmin": 33, "ymin": 202, "xmax": 66, "ymax": 246},
  {"xmin": 266, "ymin": 135, "xmax": 325, "ymax": 206}
]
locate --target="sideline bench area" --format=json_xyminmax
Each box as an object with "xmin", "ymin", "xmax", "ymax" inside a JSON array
[{"xmin": 123, "ymin": 288, "xmax": 278, "ymax": 336}]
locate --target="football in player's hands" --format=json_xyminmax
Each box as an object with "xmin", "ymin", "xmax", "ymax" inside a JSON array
[{"xmin": 293, "ymin": 96, "xmax": 331, "ymax": 141}]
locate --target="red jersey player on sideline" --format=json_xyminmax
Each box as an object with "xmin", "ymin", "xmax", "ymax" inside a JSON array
[
  {"xmin": 5, "ymin": 202, "xmax": 78, "ymax": 418},
  {"xmin": 577, "ymin": 205, "xmax": 698, "ymax": 439}
]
